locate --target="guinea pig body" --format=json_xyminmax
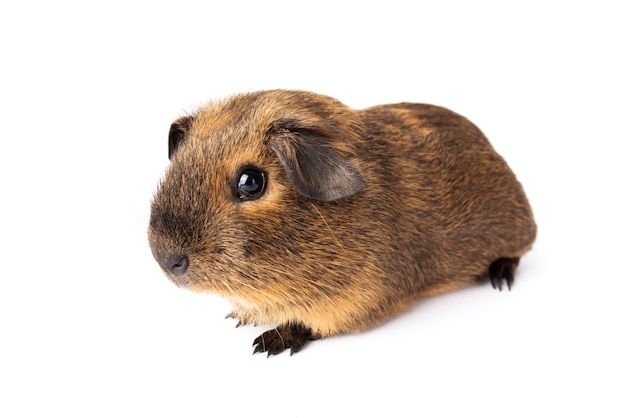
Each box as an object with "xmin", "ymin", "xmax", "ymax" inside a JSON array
[{"xmin": 148, "ymin": 90, "xmax": 536, "ymax": 356}]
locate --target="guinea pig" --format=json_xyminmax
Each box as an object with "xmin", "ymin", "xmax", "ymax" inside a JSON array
[{"xmin": 148, "ymin": 90, "xmax": 536, "ymax": 356}]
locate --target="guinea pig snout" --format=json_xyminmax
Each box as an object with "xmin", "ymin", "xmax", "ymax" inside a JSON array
[{"xmin": 165, "ymin": 254, "xmax": 189, "ymax": 276}]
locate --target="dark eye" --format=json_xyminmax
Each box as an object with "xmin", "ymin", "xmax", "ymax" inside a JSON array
[{"xmin": 236, "ymin": 167, "xmax": 267, "ymax": 201}]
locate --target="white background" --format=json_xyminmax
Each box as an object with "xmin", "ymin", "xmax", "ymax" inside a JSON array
[{"xmin": 1, "ymin": 1, "xmax": 624, "ymax": 417}]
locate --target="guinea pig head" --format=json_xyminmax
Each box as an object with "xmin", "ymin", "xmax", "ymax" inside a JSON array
[{"xmin": 148, "ymin": 91, "xmax": 368, "ymax": 304}]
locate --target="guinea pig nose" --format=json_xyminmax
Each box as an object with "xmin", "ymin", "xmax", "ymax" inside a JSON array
[{"xmin": 166, "ymin": 254, "xmax": 189, "ymax": 275}]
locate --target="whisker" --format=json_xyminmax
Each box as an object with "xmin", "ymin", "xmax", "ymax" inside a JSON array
[
  {"xmin": 310, "ymin": 202, "xmax": 343, "ymax": 249},
  {"xmin": 254, "ymin": 261, "xmax": 340, "ymax": 304},
  {"xmin": 228, "ymin": 272, "xmax": 286, "ymax": 306}
]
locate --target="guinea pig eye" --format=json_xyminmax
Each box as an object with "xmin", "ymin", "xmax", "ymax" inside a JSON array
[{"xmin": 236, "ymin": 167, "xmax": 267, "ymax": 201}]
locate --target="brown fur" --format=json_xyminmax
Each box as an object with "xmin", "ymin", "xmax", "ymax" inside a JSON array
[{"xmin": 148, "ymin": 90, "xmax": 537, "ymax": 355}]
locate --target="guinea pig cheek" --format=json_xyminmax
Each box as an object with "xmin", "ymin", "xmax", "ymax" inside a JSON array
[{"xmin": 185, "ymin": 182, "xmax": 286, "ymax": 294}]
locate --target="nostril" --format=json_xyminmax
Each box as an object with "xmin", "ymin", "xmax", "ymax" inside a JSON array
[{"xmin": 166, "ymin": 254, "xmax": 189, "ymax": 275}]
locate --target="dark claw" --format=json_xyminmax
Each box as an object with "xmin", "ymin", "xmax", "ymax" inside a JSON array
[
  {"xmin": 506, "ymin": 274, "xmax": 513, "ymax": 291},
  {"xmin": 490, "ymin": 274, "xmax": 500, "ymax": 291},
  {"xmin": 488, "ymin": 257, "xmax": 520, "ymax": 291},
  {"xmin": 252, "ymin": 323, "xmax": 316, "ymax": 356}
]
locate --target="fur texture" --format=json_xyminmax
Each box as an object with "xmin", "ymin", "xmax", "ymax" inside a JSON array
[{"xmin": 148, "ymin": 90, "xmax": 537, "ymax": 355}]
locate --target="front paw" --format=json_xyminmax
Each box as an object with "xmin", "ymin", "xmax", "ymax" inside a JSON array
[
  {"xmin": 226, "ymin": 312, "xmax": 259, "ymax": 328},
  {"xmin": 252, "ymin": 323, "xmax": 317, "ymax": 356},
  {"xmin": 225, "ymin": 312, "xmax": 244, "ymax": 327}
]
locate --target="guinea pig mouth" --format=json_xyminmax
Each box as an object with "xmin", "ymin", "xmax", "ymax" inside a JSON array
[{"xmin": 166, "ymin": 273, "xmax": 193, "ymax": 289}]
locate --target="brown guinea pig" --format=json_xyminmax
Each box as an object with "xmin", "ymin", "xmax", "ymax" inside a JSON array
[{"xmin": 148, "ymin": 90, "xmax": 536, "ymax": 356}]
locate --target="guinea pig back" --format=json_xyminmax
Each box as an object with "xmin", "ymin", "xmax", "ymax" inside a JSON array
[{"xmin": 148, "ymin": 90, "xmax": 536, "ymax": 356}]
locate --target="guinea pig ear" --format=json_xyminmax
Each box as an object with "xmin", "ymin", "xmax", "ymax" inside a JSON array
[
  {"xmin": 269, "ymin": 126, "xmax": 368, "ymax": 201},
  {"xmin": 168, "ymin": 116, "xmax": 194, "ymax": 160}
]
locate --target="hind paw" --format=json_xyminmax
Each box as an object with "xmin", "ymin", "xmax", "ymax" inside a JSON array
[{"xmin": 488, "ymin": 257, "xmax": 520, "ymax": 291}]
